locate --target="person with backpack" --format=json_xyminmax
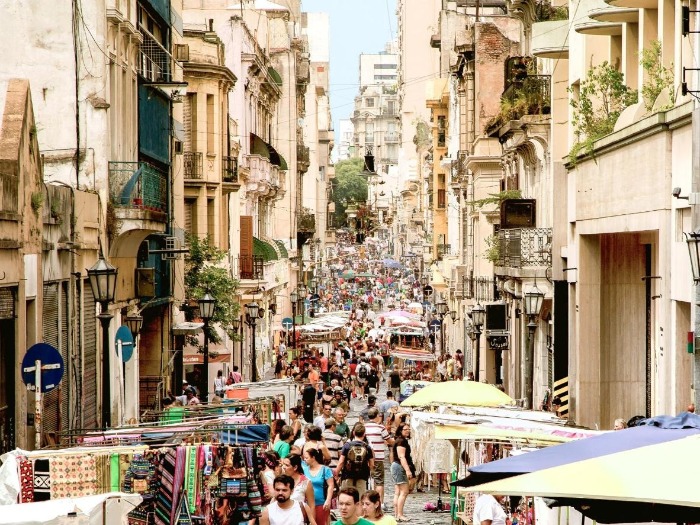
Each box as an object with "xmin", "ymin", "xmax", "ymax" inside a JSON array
[
  {"xmin": 356, "ymin": 360, "xmax": 370, "ymax": 400},
  {"xmin": 335, "ymin": 423, "xmax": 374, "ymax": 498}
]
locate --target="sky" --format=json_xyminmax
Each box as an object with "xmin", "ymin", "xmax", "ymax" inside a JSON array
[{"xmin": 301, "ymin": 0, "xmax": 397, "ymax": 146}]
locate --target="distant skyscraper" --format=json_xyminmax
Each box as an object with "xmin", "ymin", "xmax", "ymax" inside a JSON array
[{"xmin": 359, "ymin": 42, "xmax": 399, "ymax": 88}]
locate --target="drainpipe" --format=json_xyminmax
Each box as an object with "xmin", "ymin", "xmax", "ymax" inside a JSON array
[{"xmin": 692, "ymin": 0, "xmax": 700, "ymax": 410}]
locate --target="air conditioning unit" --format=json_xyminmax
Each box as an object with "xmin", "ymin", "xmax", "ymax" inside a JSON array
[
  {"xmin": 163, "ymin": 236, "xmax": 179, "ymax": 260},
  {"xmin": 174, "ymin": 44, "xmax": 190, "ymax": 62},
  {"xmin": 136, "ymin": 268, "xmax": 155, "ymax": 298}
]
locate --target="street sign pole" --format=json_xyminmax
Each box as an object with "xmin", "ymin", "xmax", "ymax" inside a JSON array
[{"xmin": 34, "ymin": 360, "xmax": 41, "ymax": 450}]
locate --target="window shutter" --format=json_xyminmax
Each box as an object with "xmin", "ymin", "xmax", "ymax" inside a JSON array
[{"xmin": 240, "ymin": 216, "xmax": 253, "ymax": 277}]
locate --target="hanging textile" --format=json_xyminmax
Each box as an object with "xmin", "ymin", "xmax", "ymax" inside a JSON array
[
  {"xmin": 32, "ymin": 459, "xmax": 51, "ymax": 501},
  {"xmin": 50, "ymin": 454, "xmax": 98, "ymax": 499}
]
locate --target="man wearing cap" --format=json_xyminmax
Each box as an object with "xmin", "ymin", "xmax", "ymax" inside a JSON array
[{"xmin": 358, "ymin": 395, "xmax": 377, "ymax": 423}]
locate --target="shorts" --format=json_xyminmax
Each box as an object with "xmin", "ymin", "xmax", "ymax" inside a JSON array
[
  {"xmin": 371, "ymin": 460, "xmax": 384, "ymax": 486},
  {"xmin": 390, "ymin": 462, "xmax": 408, "ymax": 485},
  {"xmin": 341, "ymin": 478, "xmax": 368, "ymax": 499}
]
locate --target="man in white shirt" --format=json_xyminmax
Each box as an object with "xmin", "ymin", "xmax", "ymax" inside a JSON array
[
  {"xmin": 473, "ymin": 494, "xmax": 507, "ymax": 525},
  {"xmin": 364, "ymin": 407, "xmax": 394, "ymax": 509}
]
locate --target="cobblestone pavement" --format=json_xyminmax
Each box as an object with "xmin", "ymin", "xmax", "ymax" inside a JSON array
[{"xmin": 344, "ymin": 382, "xmax": 454, "ymax": 525}]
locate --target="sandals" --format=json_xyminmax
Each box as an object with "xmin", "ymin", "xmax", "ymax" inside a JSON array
[{"xmin": 397, "ymin": 517, "xmax": 411, "ymax": 522}]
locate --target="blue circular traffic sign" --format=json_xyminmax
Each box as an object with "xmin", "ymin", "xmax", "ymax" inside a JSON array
[
  {"xmin": 21, "ymin": 343, "xmax": 64, "ymax": 393},
  {"xmin": 115, "ymin": 326, "xmax": 135, "ymax": 362},
  {"xmin": 282, "ymin": 317, "xmax": 294, "ymax": 330},
  {"xmin": 429, "ymin": 319, "xmax": 442, "ymax": 329}
]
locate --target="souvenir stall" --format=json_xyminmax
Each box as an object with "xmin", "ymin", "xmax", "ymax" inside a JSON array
[
  {"xmin": 406, "ymin": 408, "xmax": 599, "ymax": 525},
  {"xmin": 0, "ymin": 414, "xmax": 275, "ymax": 525}
]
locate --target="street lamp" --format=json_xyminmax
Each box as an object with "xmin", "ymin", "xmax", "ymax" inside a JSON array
[
  {"xmin": 87, "ymin": 255, "xmax": 118, "ymax": 429},
  {"xmin": 421, "ymin": 275, "xmax": 429, "ymax": 287},
  {"xmin": 290, "ymin": 289, "xmax": 299, "ymax": 350},
  {"xmin": 232, "ymin": 317, "xmax": 241, "ymax": 373},
  {"xmin": 471, "ymin": 303, "xmax": 486, "ymax": 382},
  {"xmin": 125, "ymin": 313, "xmax": 143, "ymax": 339},
  {"xmin": 523, "ymin": 283, "xmax": 545, "ymax": 409},
  {"xmin": 198, "ymin": 292, "xmax": 216, "ymax": 402},
  {"xmin": 245, "ymin": 302, "xmax": 261, "ymax": 382}
]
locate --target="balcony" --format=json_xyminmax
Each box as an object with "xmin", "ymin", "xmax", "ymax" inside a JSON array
[
  {"xmin": 437, "ymin": 243, "xmax": 451, "ymax": 259},
  {"xmin": 364, "ymin": 133, "xmax": 375, "ymax": 144},
  {"xmin": 234, "ymin": 255, "xmax": 264, "ymax": 280},
  {"xmin": 384, "ymin": 131, "xmax": 399, "ymax": 143},
  {"xmin": 139, "ymin": 31, "xmax": 172, "ymax": 82},
  {"xmin": 496, "ymin": 228, "xmax": 552, "ymax": 269},
  {"xmin": 183, "ymin": 152, "xmax": 203, "ymax": 179},
  {"xmin": 223, "ymin": 156, "xmax": 238, "ymax": 183},
  {"xmin": 532, "ymin": 20, "xmax": 570, "ymax": 59},
  {"xmin": 109, "ymin": 161, "xmax": 167, "ymax": 214},
  {"xmin": 487, "ymin": 75, "xmax": 552, "ymax": 135},
  {"xmin": 573, "ymin": 0, "xmax": 625, "ymax": 35}
]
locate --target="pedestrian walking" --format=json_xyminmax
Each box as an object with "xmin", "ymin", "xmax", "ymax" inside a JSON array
[
  {"xmin": 332, "ymin": 487, "xmax": 373, "ymax": 525},
  {"xmin": 259, "ymin": 474, "xmax": 317, "ymax": 525},
  {"xmin": 389, "ymin": 423, "xmax": 414, "ymax": 522},
  {"xmin": 302, "ymin": 447, "xmax": 335, "ymax": 525},
  {"xmin": 281, "ymin": 453, "xmax": 316, "ymax": 509},
  {"xmin": 361, "ymin": 490, "xmax": 396, "ymax": 525},
  {"xmin": 336, "ymin": 423, "xmax": 374, "ymax": 498},
  {"xmin": 363, "ymin": 408, "xmax": 394, "ymax": 509}
]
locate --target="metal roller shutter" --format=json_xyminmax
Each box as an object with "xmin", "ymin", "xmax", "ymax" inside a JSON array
[
  {"xmin": 42, "ymin": 283, "xmax": 60, "ymax": 440},
  {"xmin": 60, "ymin": 282, "xmax": 70, "ymax": 433},
  {"xmin": 82, "ymin": 282, "xmax": 98, "ymax": 430}
]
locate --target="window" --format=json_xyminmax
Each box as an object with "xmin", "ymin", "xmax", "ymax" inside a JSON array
[
  {"xmin": 207, "ymin": 94, "xmax": 215, "ymax": 154},
  {"xmin": 185, "ymin": 199, "xmax": 197, "ymax": 235},
  {"xmin": 365, "ymin": 97, "xmax": 375, "ymax": 107},
  {"xmin": 437, "ymin": 115, "xmax": 446, "ymax": 147}
]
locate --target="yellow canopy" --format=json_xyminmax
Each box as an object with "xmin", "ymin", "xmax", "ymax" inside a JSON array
[
  {"xmin": 465, "ymin": 434, "xmax": 700, "ymax": 507},
  {"xmin": 434, "ymin": 424, "xmax": 572, "ymax": 444},
  {"xmin": 400, "ymin": 380, "xmax": 514, "ymax": 408}
]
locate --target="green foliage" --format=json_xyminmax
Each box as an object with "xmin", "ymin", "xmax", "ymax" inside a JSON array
[
  {"xmin": 31, "ymin": 191, "xmax": 44, "ymax": 215},
  {"xmin": 468, "ymin": 189, "xmax": 522, "ymax": 209},
  {"xmin": 297, "ymin": 207, "xmax": 316, "ymax": 232},
  {"xmin": 640, "ymin": 40, "xmax": 675, "ymax": 112},
  {"xmin": 536, "ymin": 0, "xmax": 569, "ymax": 21},
  {"xmin": 484, "ymin": 234, "xmax": 501, "ymax": 263},
  {"xmin": 485, "ymin": 78, "xmax": 550, "ymax": 134},
  {"xmin": 331, "ymin": 158, "xmax": 369, "ymax": 226},
  {"xmin": 184, "ymin": 235, "xmax": 240, "ymax": 345},
  {"xmin": 569, "ymin": 61, "xmax": 638, "ymax": 160}
]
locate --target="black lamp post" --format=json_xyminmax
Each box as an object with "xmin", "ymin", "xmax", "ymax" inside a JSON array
[
  {"xmin": 471, "ymin": 303, "xmax": 485, "ymax": 382},
  {"xmin": 523, "ymin": 283, "xmax": 544, "ymax": 409},
  {"xmin": 87, "ymin": 256, "xmax": 118, "ymax": 429},
  {"xmin": 435, "ymin": 301, "xmax": 449, "ymax": 355},
  {"xmin": 245, "ymin": 302, "xmax": 261, "ymax": 382},
  {"xmin": 290, "ymin": 289, "xmax": 298, "ymax": 350},
  {"xmin": 125, "ymin": 313, "xmax": 143, "ymax": 339},
  {"xmin": 198, "ymin": 292, "xmax": 216, "ymax": 402},
  {"xmin": 232, "ymin": 317, "xmax": 242, "ymax": 374}
]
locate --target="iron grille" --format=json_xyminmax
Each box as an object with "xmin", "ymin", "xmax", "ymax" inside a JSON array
[
  {"xmin": 108, "ymin": 161, "xmax": 168, "ymax": 213},
  {"xmin": 497, "ymin": 227, "xmax": 552, "ymax": 268},
  {"xmin": 139, "ymin": 31, "xmax": 172, "ymax": 82},
  {"xmin": 502, "ymin": 75, "xmax": 551, "ymax": 117},
  {"xmin": 223, "ymin": 156, "xmax": 238, "ymax": 182},
  {"xmin": 0, "ymin": 287, "xmax": 15, "ymax": 319},
  {"xmin": 238, "ymin": 255, "xmax": 264, "ymax": 280},
  {"xmin": 183, "ymin": 152, "xmax": 203, "ymax": 179}
]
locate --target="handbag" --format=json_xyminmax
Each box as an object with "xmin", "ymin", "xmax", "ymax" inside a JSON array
[{"xmin": 247, "ymin": 476, "xmax": 264, "ymax": 515}]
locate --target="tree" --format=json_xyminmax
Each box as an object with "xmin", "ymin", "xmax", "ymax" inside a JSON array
[
  {"xmin": 331, "ymin": 158, "xmax": 368, "ymax": 226},
  {"xmin": 184, "ymin": 235, "xmax": 240, "ymax": 346}
]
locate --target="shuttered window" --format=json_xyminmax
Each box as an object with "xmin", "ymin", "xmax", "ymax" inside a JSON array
[
  {"xmin": 42, "ymin": 284, "xmax": 60, "ymax": 440},
  {"xmin": 240, "ymin": 215, "xmax": 253, "ymax": 278}
]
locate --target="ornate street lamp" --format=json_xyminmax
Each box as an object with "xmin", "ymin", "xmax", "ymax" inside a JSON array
[
  {"xmin": 470, "ymin": 303, "xmax": 486, "ymax": 381},
  {"xmin": 125, "ymin": 313, "xmax": 143, "ymax": 339},
  {"xmin": 290, "ymin": 290, "xmax": 299, "ymax": 350},
  {"xmin": 198, "ymin": 292, "xmax": 216, "ymax": 402},
  {"xmin": 232, "ymin": 317, "xmax": 242, "ymax": 373},
  {"xmin": 245, "ymin": 302, "xmax": 261, "ymax": 382},
  {"xmin": 523, "ymin": 283, "xmax": 545, "ymax": 409},
  {"xmin": 87, "ymin": 255, "xmax": 118, "ymax": 429},
  {"xmin": 434, "ymin": 301, "xmax": 449, "ymax": 355}
]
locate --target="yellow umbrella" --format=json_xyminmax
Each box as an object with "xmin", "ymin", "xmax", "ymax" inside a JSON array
[
  {"xmin": 465, "ymin": 433, "xmax": 700, "ymax": 507},
  {"xmin": 400, "ymin": 380, "xmax": 514, "ymax": 408}
]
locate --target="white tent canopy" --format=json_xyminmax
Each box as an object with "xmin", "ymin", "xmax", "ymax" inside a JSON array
[{"xmin": 0, "ymin": 492, "xmax": 142, "ymax": 525}]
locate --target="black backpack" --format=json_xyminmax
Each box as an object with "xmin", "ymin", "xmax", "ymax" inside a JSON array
[
  {"xmin": 358, "ymin": 364, "xmax": 368, "ymax": 379},
  {"xmin": 345, "ymin": 442, "xmax": 369, "ymax": 476}
]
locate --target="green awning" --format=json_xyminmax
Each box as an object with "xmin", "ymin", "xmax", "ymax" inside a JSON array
[
  {"xmin": 254, "ymin": 237, "xmax": 278, "ymax": 262},
  {"xmin": 250, "ymin": 133, "xmax": 288, "ymax": 171},
  {"xmin": 268, "ymin": 66, "xmax": 283, "ymax": 86},
  {"xmin": 274, "ymin": 240, "xmax": 289, "ymax": 259}
]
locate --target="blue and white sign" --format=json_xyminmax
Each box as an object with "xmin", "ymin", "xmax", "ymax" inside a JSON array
[
  {"xmin": 281, "ymin": 317, "xmax": 294, "ymax": 330},
  {"xmin": 21, "ymin": 343, "xmax": 64, "ymax": 393},
  {"xmin": 115, "ymin": 325, "xmax": 135, "ymax": 363},
  {"xmin": 429, "ymin": 319, "xmax": 442, "ymax": 333}
]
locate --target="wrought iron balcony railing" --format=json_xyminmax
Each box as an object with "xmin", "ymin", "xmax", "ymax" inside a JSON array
[
  {"xmin": 108, "ymin": 161, "xmax": 167, "ymax": 213},
  {"xmin": 183, "ymin": 152, "xmax": 203, "ymax": 179},
  {"xmin": 497, "ymin": 227, "xmax": 552, "ymax": 268},
  {"xmin": 384, "ymin": 131, "xmax": 399, "ymax": 143},
  {"xmin": 236, "ymin": 255, "xmax": 264, "ymax": 280},
  {"xmin": 139, "ymin": 31, "xmax": 172, "ymax": 82},
  {"xmin": 502, "ymin": 75, "xmax": 552, "ymax": 117},
  {"xmin": 223, "ymin": 156, "xmax": 238, "ymax": 182}
]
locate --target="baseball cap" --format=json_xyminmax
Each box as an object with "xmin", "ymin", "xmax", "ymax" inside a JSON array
[{"xmin": 368, "ymin": 395, "xmax": 377, "ymax": 403}]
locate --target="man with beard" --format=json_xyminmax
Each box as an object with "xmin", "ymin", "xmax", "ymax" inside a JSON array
[{"xmin": 259, "ymin": 475, "xmax": 317, "ymax": 525}]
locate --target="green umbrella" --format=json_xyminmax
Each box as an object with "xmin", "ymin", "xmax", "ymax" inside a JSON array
[{"xmin": 341, "ymin": 270, "xmax": 356, "ymax": 279}]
